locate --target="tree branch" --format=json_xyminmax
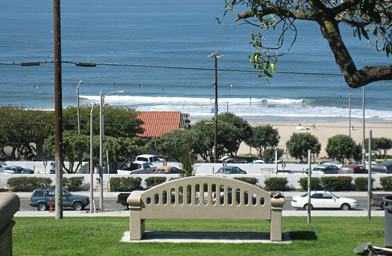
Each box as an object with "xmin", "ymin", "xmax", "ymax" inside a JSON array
[
  {"xmin": 235, "ymin": 7, "xmax": 316, "ymax": 22},
  {"xmin": 320, "ymin": 19, "xmax": 392, "ymax": 87},
  {"xmin": 331, "ymin": 0, "xmax": 362, "ymax": 15}
]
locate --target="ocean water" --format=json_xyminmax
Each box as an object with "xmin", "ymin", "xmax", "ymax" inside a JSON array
[{"xmin": 0, "ymin": 0, "xmax": 391, "ymax": 122}]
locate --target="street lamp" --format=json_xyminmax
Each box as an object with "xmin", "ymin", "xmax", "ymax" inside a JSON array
[
  {"xmin": 349, "ymin": 94, "xmax": 352, "ymax": 138},
  {"xmin": 90, "ymin": 103, "xmax": 94, "ymax": 213},
  {"xmin": 362, "ymin": 87, "xmax": 366, "ymax": 168},
  {"xmin": 76, "ymin": 80, "xmax": 83, "ymax": 134},
  {"xmin": 99, "ymin": 90, "xmax": 125, "ymax": 212},
  {"xmin": 208, "ymin": 52, "xmax": 223, "ymax": 163}
]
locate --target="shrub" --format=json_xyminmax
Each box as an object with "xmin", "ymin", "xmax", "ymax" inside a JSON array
[
  {"xmin": 264, "ymin": 177, "xmax": 288, "ymax": 191},
  {"xmin": 7, "ymin": 177, "xmax": 52, "ymax": 192},
  {"xmin": 234, "ymin": 177, "xmax": 258, "ymax": 186},
  {"xmin": 145, "ymin": 177, "xmax": 167, "ymax": 188},
  {"xmin": 63, "ymin": 177, "xmax": 84, "ymax": 191},
  {"xmin": 109, "ymin": 177, "xmax": 142, "ymax": 192},
  {"xmin": 321, "ymin": 176, "xmax": 352, "ymax": 191},
  {"xmin": 354, "ymin": 177, "xmax": 374, "ymax": 191},
  {"xmin": 298, "ymin": 177, "xmax": 322, "ymax": 191},
  {"xmin": 380, "ymin": 176, "xmax": 392, "ymax": 191}
]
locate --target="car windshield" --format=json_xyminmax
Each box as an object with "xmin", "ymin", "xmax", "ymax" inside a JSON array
[
  {"xmin": 129, "ymin": 163, "xmax": 141, "ymax": 170},
  {"xmin": 329, "ymin": 192, "xmax": 339, "ymax": 199},
  {"xmin": 313, "ymin": 167, "xmax": 325, "ymax": 172}
]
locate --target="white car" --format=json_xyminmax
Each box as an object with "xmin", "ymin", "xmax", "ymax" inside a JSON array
[
  {"xmin": 135, "ymin": 154, "xmax": 165, "ymax": 163},
  {"xmin": 117, "ymin": 161, "xmax": 156, "ymax": 174},
  {"xmin": 291, "ymin": 191, "xmax": 358, "ymax": 210}
]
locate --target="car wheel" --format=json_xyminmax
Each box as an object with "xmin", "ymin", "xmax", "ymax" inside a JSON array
[
  {"xmin": 37, "ymin": 203, "xmax": 47, "ymax": 211},
  {"xmin": 341, "ymin": 203, "xmax": 351, "ymax": 211},
  {"xmin": 73, "ymin": 202, "xmax": 83, "ymax": 211},
  {"xmin": 303, "ymin": 204, "xmax": 313, "ymax": 210}
]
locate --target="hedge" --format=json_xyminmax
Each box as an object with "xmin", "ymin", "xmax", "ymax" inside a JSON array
[
  {"xmin": 298, "ymin": 177, "xmax": 322, "ymax": 191},
  {"xmin": 109, "ymin": 177, "xmax": 142, "ymax": 192},
  {"xmin": 264, "ymin": 177, "xmax": 288, "ymax": 191},
  {"xmin": 63, "ymin": 177, "xmax": 84, "ymax": 191},
  {"xmin": 7, "ymin": 177, "xmax": 52, "ymax": 192},
  {"xmin": 380, "ymin": 176, "xmax": 392, "ymax": 191},
  {"xmin": 321, "ymin": 176, "xmax": 352, "ymax": 191},
  {"xmin": 354, "ymin": 177, "xmax": 374, "ymax": 191},
  {"xmin": 145, "ymin": 177, "xmax": 167, "ymax": 188},
  {"xmin": 234, "ymin": 177, "xmax": 258, "ymax": 186}
]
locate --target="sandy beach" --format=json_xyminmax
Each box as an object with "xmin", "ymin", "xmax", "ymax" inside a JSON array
[{"xmin": 238, "ymin": 121, "xmax": 392, "ymax": 158}]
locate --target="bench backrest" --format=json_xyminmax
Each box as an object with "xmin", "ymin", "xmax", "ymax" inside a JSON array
[{"xmin": 136, "ymin": 176, "xmax": 272, "ymax": 220}]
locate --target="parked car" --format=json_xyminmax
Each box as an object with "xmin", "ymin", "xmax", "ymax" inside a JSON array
[
  {"xmin": 365, "ymin": 160, "xmax": 377, "ymax": 167},
  {"xmin": 216, "ymin": 166, "xmax": 247, "ymax": 175},
  {"xmin": 195, "ymin": 159, "xmax": 208, "ymax": 163},
  {"xmin": 312, "ymin": 164, "xmax": 339, "ymax": 174},
  {"xmin": 371, "ymin": 193, "xmax": 392, "ymax": 209},
  {"xmin": 291, "ymin": 191, "xmax": 358, "ymax": 210},
  {"xmin": 371, "ymin": 161, "xmax": 392, "ymax": 174},
  {"xmin": 30, "ymin": 188, "xmax": 90, "ymax": 211},
  {"xmin": 151, "ymin": 165, "xmax": 181, "ymax": 174},
  {"xmin": 117, "ymin": 161, "xmax": 156, "ymax": 174},
  {"xmin": 252, "ymin": 159, "xmax": 265, "ymax": 164},
  {"xmin": 322, "ymin": 161, "xmax": 343, "ymax": 168},
  {"xmin": 135, "ymin": 154, "xmax": 165, "ymax": 163},
  {"xmin": 0, "ymin": 165, "xmax": 34, "ymax": 174},
  {"xmin": 223, "ymin": 158, "xmax": 248, "ymax": 164},
  {"xmin": 339, "ymin": 165, "xmax": 368, "ymax": 174}
]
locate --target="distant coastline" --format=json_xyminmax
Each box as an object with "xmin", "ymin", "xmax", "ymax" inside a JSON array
[{"xmin": 237, "ymin": 121, "xmax": 392, "ymax": 157}]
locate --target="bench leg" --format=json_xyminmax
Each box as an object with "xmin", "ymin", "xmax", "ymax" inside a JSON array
[
  {"xmin": 270, "ymin": 197, "xmax": 285, "ymax": 241},
  {"xmin": 270, "ymin": 210, "xmax": 282, "ymax": 241},
  {"xmin": 130, "ymin": 208, "xmax": 145, "ymax": 240}
]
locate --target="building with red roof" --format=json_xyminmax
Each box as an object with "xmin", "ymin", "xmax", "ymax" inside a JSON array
[{"xmin": 137, "ymin": 111, "xmax": 190, "ymax": 138}]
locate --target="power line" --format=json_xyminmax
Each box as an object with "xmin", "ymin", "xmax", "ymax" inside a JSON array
[{"xmin": 0, "ymin": 60, "xmax": 342, "ymax": 76}]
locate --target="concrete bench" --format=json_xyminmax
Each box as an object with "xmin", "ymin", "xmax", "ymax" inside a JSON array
[
  {"xmin": 128, "ymin": 176, "xmax": 285, "ymax": 241},
  {"xmin": 0, "ymin": 193, "xmax": 20, "ymax": 256}
]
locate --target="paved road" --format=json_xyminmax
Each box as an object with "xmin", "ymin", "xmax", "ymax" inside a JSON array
[
  {"xmin": 20, "ymin": 196, "xmax": 383, "ymax": 212},
  {"xmin": 20, "ymin": 197, "xmax": 126, "ymax": 212}
]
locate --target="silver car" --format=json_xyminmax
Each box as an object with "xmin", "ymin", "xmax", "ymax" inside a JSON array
[
  {"xmin": 0, "ymin": 165, "xmax": 34, "ymax": 174},
  {"xmin": 216, "ymin": 166, "xmax": 247, "ymax": 174}
]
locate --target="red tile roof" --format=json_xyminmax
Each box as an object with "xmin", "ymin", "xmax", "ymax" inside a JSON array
[{"xmin": 137, "ymin": 111, "xmax": 182, "ymax": 137}]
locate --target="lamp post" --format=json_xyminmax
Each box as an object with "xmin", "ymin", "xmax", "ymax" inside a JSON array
[
  {"xmin": 76, "ymin": 80, "xmax": 83, "ymax": 134},
  {"xmin": 99, "ymin": 90, "xmax": 125, "ymax": 212},
  {"xmin": 349, "ymin": 94, "xmax": 352, "ymax": 138},
  {"xmin": 208, "ymin": 52, "xmax": 223, "ymax": 163},
  {"xmin": 90, "ymin": 103, "xmax": 94, "ymax": 213},
  {"xmin": 362, "ymin": 87, "xmax": 366, "ymax": 168}
]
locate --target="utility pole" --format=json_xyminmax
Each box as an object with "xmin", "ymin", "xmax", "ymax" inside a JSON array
[
  {"xmin": 77, "ymin": 80, "xmax": 83, "ymax": 134},
  {"xmin": 362, "ymin": 87, "xmax": 366, "ymax": 167},
  {"xmin": 368, "ymin": 130, "xmax": 372, "ymax": 221},
  {"xmin": 208, "ymin": 52, "xmax": 223, "ymax": 163},
  {"xmin": 99, "ymin": 91, "xmax": 104, "ymax": 212},
  {"xmin": 53, "ymin": 0, "xmax": 63, "ymax": 219},
  {"xmin": 349, "ymin": 94, "xmax": 352, "ymax": 138},
  {"xmin": 90, "ymin": 104, "xmax": 94, "ymax": 213}
]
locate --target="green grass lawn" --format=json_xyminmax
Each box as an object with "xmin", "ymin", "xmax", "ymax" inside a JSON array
[{"xmin": 13, "ymin": 217, "xmax": 384, "ymax": 256}]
